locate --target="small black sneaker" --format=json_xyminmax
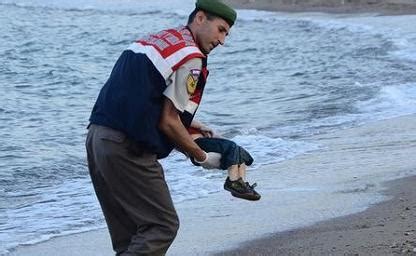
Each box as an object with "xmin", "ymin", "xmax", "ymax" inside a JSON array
[{"xmin": 224, "ymin": 177, "xmax": 261, "ymax": 201}]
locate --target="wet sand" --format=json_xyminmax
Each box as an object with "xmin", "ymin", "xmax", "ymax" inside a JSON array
[
  {"xmin": 9, "ymin": 110, "xmax": 416, "ymax": 255},
  {"xmin": 5, "ymin": 3, "xmax": 416, "ymax": 255},
  {"xmin": 216, "ymin": 175, "xmax": 416, "ymax": 255},
  {"xmin": 214, "ymin": 110, "xmax": 416, "ymax": 255},
  {"xmin": 212, "ymin": 3, "xmax": 416, "ymax": 254}
]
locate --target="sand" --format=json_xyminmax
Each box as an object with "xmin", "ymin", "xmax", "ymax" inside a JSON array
[
  {"xmin": 9, "ymin": 112, "xmax": 416, "ymax": 255},
  {"xmin": 216, "ymin": 176, "xmax": 416, "ymax": 255},
  {"xmin": 7, "ymin": 4, "xmax": 416, "ymax": 255}
]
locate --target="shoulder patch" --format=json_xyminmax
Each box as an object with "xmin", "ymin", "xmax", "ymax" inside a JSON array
[{"xmin": 186, "ymin": 69, "xmax": 200, "ymax": 95}]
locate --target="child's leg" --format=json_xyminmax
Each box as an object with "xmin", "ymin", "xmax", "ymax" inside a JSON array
[
  {"xmin": 227, "ymin": 165, "xmax": 239, "ymax": 181},
  {"xmin": 237, "ymin": 163, "xmax": 247, "ymax": 181},
  {"xmin": 227, "ymin": 163, "xmax": 247, "ymax": 181}
]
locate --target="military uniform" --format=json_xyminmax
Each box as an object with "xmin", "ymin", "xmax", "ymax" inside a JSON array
[{"xmin": 86, "ymin": 0, "xmax": 237, "ymax": 255}]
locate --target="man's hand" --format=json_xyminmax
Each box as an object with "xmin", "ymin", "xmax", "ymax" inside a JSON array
[
  {"xmin": 159, "ymin": 98, "xmax": 207, "ymax": 161},
  {"xmin": 195, "ymin": 151, "xmax": 222, "ymax": 169}
]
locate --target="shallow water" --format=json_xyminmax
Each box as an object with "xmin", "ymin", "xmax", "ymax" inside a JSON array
[{"xmin": 1, "ymin": 0, "xmax": 416, "ymax": 254}]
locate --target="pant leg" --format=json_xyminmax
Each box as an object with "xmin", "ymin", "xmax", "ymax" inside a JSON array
[
  {"xmin": 86, "ymin": 125, "xmax": 179, "ymax": 255},
  {"xmin": 194, "ymin": 137, "xmax": 254, "ymax": 169},
  {"xmin": 87, "ymin": 142, "xmax": 135, "ymax": 253}
]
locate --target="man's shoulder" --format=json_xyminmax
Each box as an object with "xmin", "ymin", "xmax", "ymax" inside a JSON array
[{"xmin": 181, "ymin": 58, "xmax": 202, "ymax": 69}]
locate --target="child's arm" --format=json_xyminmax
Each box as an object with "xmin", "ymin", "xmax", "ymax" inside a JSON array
[{"xmin": 190, "ymin": 120, "xmax": 215, "ymax": 138}]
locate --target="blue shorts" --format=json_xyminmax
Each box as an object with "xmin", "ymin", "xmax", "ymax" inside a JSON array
[{"xmin": 193, "ymin": 137, "xmax": 253, "ymax": 170}]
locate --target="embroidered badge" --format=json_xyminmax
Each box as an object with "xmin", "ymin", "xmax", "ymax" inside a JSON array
[
  {"xmin": 186, "ymin": 69, "xmax": 200, "ymax": 95},
  {"xmin": 186, "ymin": 75, "xmax": 197, "ymax": 95}
]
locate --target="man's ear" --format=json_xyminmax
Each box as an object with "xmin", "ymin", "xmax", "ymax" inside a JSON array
[{"xmin": 194, "ymin": 10, "xmax": 206, "ymax": 25}]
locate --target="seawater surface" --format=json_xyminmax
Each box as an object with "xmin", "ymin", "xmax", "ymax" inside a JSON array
[{"xmin": 1, "ymin": 0, "xmax": 416, "ymax": 254}]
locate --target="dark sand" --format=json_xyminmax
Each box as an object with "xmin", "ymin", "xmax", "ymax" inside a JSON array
[
  {"xmin": 217, "ymin": 176, "xmax": 416, "ymax": 255},
  {"xmin": 7, "ymin": 4, "xmax": 416, "ymax": 255},
  {"xmin": 215, "ymin": 2, "xmax": 416, "ymax": 255}
]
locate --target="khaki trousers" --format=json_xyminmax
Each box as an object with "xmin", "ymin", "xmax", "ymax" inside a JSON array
[{"xmin": 86, "ymin": 124, "xmax": 179, "ymax": 256}]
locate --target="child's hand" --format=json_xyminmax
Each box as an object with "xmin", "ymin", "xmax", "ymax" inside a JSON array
[{"xmin": 200, "ymin": 124, "xmax": 214, "ymax": 138}]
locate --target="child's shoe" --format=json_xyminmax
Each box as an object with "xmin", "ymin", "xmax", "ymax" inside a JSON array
[{"xmin": 223, "ymin": 177, "xmax": 261, "ymax": 201}]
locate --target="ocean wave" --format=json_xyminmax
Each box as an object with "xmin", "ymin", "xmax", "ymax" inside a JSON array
[
  {"xmin": 2, "ymin": 3, "xmax": 416, "ymax": 253},
  {"xmin": 0, "ymin": 0, "xmax": 181, "ymax": 16},
  {"xmin": 356, "ymin": 82, "xmax": 416, "ymax": 119},
  {"xmin": 303, "ymin": 14, "xmax": 416, "ymax": 62}
]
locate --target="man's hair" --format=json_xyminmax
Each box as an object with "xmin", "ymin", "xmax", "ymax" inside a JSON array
[{"xmin": 187, "ymin": 8, "xmax": 218, "ymax": 25}]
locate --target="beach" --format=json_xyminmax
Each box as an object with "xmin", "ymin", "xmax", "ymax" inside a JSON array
[
  {"xmin": 10, "ymin": 112, "xmax": 416, "ymax": 255},
  {"xmin": 3, "ymin": 0, "xmax": 416, "ymax": 255},
  {"xmin": 217, "ymin": 176, "xmax": 416, "ymax": 255}
]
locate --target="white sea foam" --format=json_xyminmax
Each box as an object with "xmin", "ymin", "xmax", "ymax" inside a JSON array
[
  {"xmin": 356, "ymin": 83, "xmax": 416, "ymax": 119},
  {"xmin": 246, "ymin": 11, "xmax": 416, "ymax": 63},
  {"xmin": 2, "ymin": 2, "xmax": 416, "ymax": 254},
  {"xmin": 161, "ymin": 133, "xmax": 320, "ymax": 204},
  {"xmin": 0, "ymin": 179, "xmax": 104, "ymax": 254},
  {"xmin": 285, "ymin": 13, "xmax": 416, "ymax": 123},
  {"xmin": 308, "ymin": 14, "xmax": 416, "ymax": 62}
]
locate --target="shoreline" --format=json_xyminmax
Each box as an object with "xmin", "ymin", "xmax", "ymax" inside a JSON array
[
  {"xmin": 4, "ymin": 3, "xmax": 416, "ymax": 256},
  {"xmin": 9, "ymin": 113, "xmax": 416, "ymax": 255},
  {"xmin": 216, "ymin": 175, "xmax": 416, "ymax": 255},
  {"xmin": 224, "ymin": 0, "xmax": 416, "ymax": 15},
  {"xmin": 10, "ymin": 176, "xmax": 416, "ymax": 256}
]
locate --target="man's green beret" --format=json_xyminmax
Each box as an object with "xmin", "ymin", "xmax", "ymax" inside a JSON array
[{"xmin": 195, "ymin": 0, "xmax": 237, "ymax": 27}]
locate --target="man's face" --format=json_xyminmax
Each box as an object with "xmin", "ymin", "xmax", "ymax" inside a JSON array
[{"xmin": 195, "ymin": 12, "xmax": 230, "ymax": 55}]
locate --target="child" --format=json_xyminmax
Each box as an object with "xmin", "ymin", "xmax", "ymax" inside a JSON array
[{"xmin": 189, "ymin": 120, "xmax": 261, "ymax": 201}]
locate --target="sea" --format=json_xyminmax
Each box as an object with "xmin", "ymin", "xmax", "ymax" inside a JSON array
[{"xmin": 1, "ymin": 0, "xmax": 416, "ymax": 254}]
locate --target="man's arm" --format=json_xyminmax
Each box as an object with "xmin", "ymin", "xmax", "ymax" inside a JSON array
[
  {"xmin": 160, "ymin": 58, "xmax": 221, "ymax": 168},
  {"xmin": 159, "ymin": 98, "xmax": 206, "ymax": 162}
]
